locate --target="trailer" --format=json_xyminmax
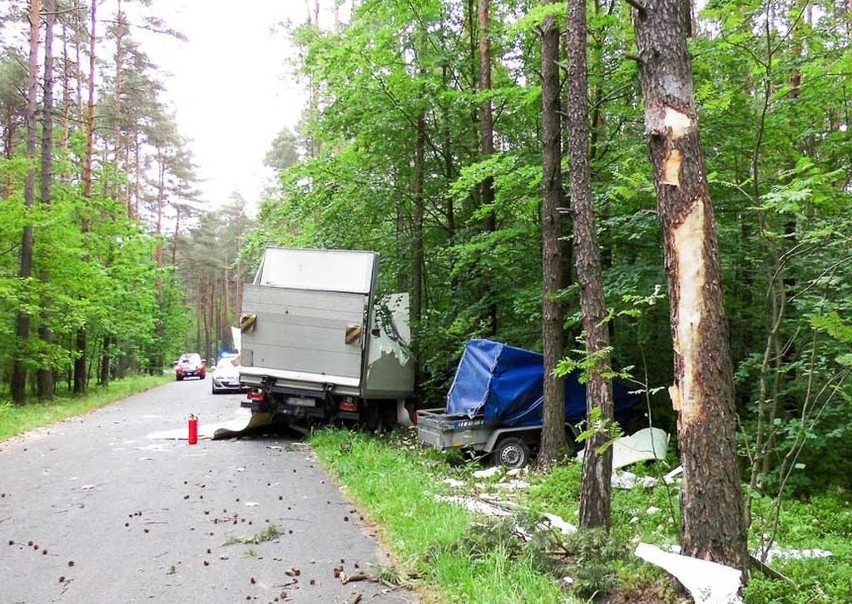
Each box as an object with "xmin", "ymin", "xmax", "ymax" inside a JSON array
[
  {"xmin": 238, "ymin": 247, "xmax": 414, "ymax": 431},
  {"xmin": 416, "ymin": 339, "xmax": 640, "ymax": 468}
]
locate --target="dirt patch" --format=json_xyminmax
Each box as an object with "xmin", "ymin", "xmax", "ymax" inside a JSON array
[{"xmin": 599, "ymin": 577, "xmax": 687, "ymax": 604}]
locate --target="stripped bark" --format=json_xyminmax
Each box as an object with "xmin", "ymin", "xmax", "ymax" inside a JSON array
[{"xmin": 632, "ymin": 0, "xmax": 749, "ymax": 572}]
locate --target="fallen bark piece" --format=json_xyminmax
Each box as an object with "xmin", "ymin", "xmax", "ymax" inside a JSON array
[{"xmin": 341, "ymin": 572, "xmax": 374, "ymax": 584}]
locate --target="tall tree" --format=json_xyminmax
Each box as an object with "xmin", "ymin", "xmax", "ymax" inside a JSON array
[
  {"xmin": 632, "ymin": 0, "xmax": 748, "ymax": 571},
  {"xmin": 74, "ymin": 0, "xmax": 97, "ymax": 394},
  {"xmin": 477, "ymin": 0, "xmax": 497, "ymax": 335},
  {"xmin": 10, "ymin": 0, "xmax": 41, "ymax": 404},
  {"xmin": 538, "ymin": 0, "xmax": 567, "ymax": 467},
  {"xmin": 37, "ymin": 0, "xmax": 57, "ymax": 401},
  {"xmin": 569, "ymin": 0, "xmax": 616, "ymax": 529}
]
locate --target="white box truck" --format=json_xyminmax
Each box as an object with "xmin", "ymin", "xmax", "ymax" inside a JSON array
[{"xmin": 238, "ymin": 247, "xmax": 415, "ymax": 431}]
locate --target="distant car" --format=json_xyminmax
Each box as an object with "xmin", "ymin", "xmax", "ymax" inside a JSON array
[
  {"xmin": 175, "ymin": 353, "xmax": 206, "ymax": 381},
  {"xmin": 211, "ymin": 357, "xmax": 248, "ymax": 394}
]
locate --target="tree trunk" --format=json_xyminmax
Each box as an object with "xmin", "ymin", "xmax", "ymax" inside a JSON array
[
  {"xmin": 568, "ymin": 0, "xmax": 615, "ymax": 529},
  {"xmin": 99, "ymin": 335, "xmax": 112, "ymax": 386},
  {"xmin": 74, "ymin": 0, "xmax": 97, "ymax": 395},
  {"xmin": 477, "ymin": 0, "xmax": 497, "ymax": 335},
  {"xmin": 412, "ymin": 112, "xmax": 425, "ymax": 335},
  {"xmin": 11, "ymin": 0, "xmax": 42, "ymax": 404},
  {"xmin": 632, "ymin": 0, "xmax": 748, "ymax": 572},
  {"xmin": 74, "ymin": 328, "xmax": 87, "ymax": 393},
  {"xmin": 37, "ymin": 0, "xmax": 57, "ymax": 401},
  {"xmin": 537, "ymin": 0, "xmax": 567, "ymax": 467}
]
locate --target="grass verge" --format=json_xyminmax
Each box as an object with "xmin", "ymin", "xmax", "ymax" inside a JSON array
[
  {"xmin": 0, "ymin": 374, "xmax": 172, "ymax": 442},
  {"xmin": 310, "ymin": 426, "xmax": 851, "ymax": 604}
]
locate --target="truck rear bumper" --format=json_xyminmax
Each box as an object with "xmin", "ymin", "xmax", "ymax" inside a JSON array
[{"xmin": 239, "ymin": 367, "xmax": 361, "ymax": 397}]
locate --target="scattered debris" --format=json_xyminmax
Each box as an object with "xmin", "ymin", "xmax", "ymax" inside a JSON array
[
  {"xmin": 541, "ymin": 513, "xmax": 577, "ymax": 536},
  {"xmin": 762, "ymin": 548, "xmax": 833, "ymax": 564},
  {"xmin": 578, "ymin": 427, "xmax": 669, "ymax": 469},
  {"xmin": 635, "ymin": 542, "xmax": 743, "ymax": 604},
  {"xmin": 613, "ymin": 470, "xmax": 660, "ymax": 490},
  {"xmin": 473, "ymin": 467, "xmax": 502, "ymax": 479},
  {"xmin": 443, "ymin": 478, "xmax": 465, "ymax": 488},
  {"xmin": 435, "ymin": 495, "xmax": 512, "ymax": 517}
]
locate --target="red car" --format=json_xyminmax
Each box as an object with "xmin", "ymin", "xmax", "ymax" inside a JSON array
[{"xmin": 175, "ymin": 353, "xmax": 206, "ymax": 381}]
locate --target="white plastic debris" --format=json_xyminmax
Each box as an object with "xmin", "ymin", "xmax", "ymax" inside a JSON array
[
  {"xmin": 635, "ymin": 542, "xmax": 743, "ymax": 604},
  {"xmin": 664, "ymin": 465, "xmax": 684, "ymax": 483},
  {"xmin": 435, "ymin": 495, "xmax": 512, "ymax": 517},
  {"xmin": 762, "ymin": 548, "xmax": 833, "ymax": 564},
  {"xmin": 613, "ymin": 470, "xmax": 659, "ymax": 490},
  {"xmin": 494, "ymin": 479, "xmax": 529, "ymax": 490},
  {"xmin": 473, "ymin": 466, "xmax": 502, "ymax": 479},
  {"xmin": 577, "ymin": 427, "xmax": 669, "ymax": 469},
  {"xmin": 443, "ymin": 478, "xmax": 466, "ymax": 488},
  {"xmin": 646, "ymin": 506, "xmax": 661, "ymax": 515},
  {"xmin": 541, "ymin": 513, "xmax": 577, "ymax": 536}
]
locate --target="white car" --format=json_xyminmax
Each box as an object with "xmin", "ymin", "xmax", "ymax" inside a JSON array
[{"xmin": 211, "ymin": 357, "xmax": 248, "ymax": 394}]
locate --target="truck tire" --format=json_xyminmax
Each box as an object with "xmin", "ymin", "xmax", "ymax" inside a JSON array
[{"xmin": 493, "ymin": 437, "xmax": 531, "ymax": 469}]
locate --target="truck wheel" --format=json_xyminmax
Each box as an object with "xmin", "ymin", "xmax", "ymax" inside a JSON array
[{"xmin": 493, "ymin": 437, "xmax": 531, "ymax": 469}]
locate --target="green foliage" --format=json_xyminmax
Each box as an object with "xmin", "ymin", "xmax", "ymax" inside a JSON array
[
  {"xmin": 258, "ymin": 0, "xmax": 850, "ymax": 498},
  {"xmin": 312, "ymin": 426, "xmax": 849, "ymax": 604}
]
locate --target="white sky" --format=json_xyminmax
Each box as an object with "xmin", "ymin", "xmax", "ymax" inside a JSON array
[{"xmin": 143, "ymin": 1, "xmax": 311, "ymax": 211}]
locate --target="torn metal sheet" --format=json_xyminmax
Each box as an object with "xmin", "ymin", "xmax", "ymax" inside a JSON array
[
  {"xmin": 577, "ymin": 427, "xmax": 669, "ymax": 469},
  {"xmin": 635, "ymin": 542, "xmax": 743, "ymax": 604}
]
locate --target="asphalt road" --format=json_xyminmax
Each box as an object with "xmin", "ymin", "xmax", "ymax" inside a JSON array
[{"xmin": 0, "ymin": 378, "xmax": 418, "ymax": 604}]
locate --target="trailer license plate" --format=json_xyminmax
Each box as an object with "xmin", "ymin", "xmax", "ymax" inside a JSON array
[{"xmin": 287, "ymin": 397, "xmax": 316, "ymax": 407}]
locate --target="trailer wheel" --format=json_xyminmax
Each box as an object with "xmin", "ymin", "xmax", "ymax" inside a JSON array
[{"xmin": 493, "ymin": 437, "xmax": 531, "ymax": 469}]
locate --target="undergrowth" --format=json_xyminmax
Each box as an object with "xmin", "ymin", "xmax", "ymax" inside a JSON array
[{"xmin": 310, "ymin": 426, "xmax": 850, "ymax": 604}]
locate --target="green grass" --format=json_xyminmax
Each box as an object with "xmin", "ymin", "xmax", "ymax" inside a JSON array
[
  {"xmin": 310, "ymin": 426, "xmax": 851, "ymax": 604},
  {"xmin": 311, "ymin": 428, "xmax": 576, "ymax": 603},
  {"xmin": 0, "ymin": 374, "xmax": 172, "ymax": 441}
]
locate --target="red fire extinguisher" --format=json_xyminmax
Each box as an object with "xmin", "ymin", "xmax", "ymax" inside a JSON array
[{"xmin": 188, "ymin": 414, "xmax": 198, "ymax": 445}]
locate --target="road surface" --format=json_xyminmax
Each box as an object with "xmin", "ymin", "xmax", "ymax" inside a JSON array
[{"xmin": 0, "ymin": 378, "xmax": 418, "ymax": 604}]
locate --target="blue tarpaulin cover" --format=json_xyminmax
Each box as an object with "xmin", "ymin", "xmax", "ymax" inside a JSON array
[{"xmin": 446, "ymin": 339, "xmax": 639, "ymax": 427}]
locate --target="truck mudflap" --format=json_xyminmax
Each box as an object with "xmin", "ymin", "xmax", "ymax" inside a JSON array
[{"xmin": 211, "ymin": 411, "xmax": 276, "ymax": 439}]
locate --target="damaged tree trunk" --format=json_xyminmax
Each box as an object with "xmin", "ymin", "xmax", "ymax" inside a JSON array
[{"xmin": 632, "ymin": 0, "xmax": 748, "ymax": 572}]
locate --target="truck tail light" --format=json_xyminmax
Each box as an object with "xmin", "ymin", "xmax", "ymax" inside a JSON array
[{"xmin": 338, "ymin": 399, "xmax": 357, "ymax": 412}]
